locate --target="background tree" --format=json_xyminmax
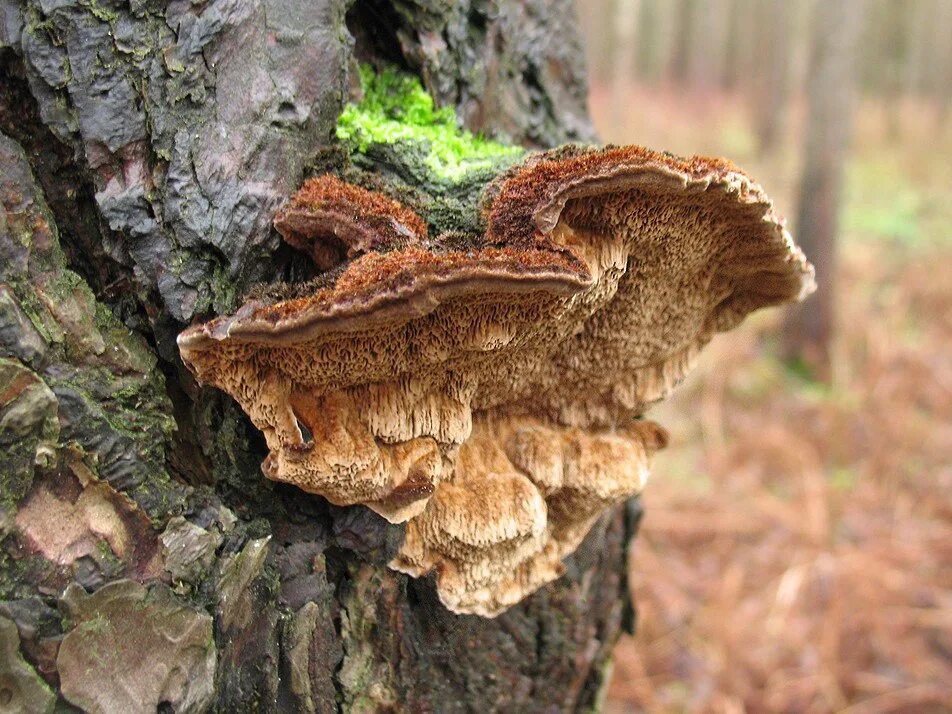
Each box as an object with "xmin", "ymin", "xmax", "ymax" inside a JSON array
[
  {"xmin": 666, "ymin": 0, "xmax": 695, "ymax": 86},
  {"xmin": 610, "ymin": 0, "xmax": 641, "ymax": 134},
  {"xmin": 752, "ymin": 0, "xmax": 795, "ymax": 152},
  {"xmin": 781, "ymin": 0, "xmax": 863, "ymax": 380},
  {"xmin": 0, "ymin": 1, "xmax": 639, "ymax": 711}
]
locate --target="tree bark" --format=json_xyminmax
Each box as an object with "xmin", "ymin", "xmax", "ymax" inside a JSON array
[
  {"xmin": 781, "ymin": 0, "xmax": 862, "ymax": 381},
  {"xmin": 0, "ymin": 2, "xmax": 637, "ymax": 713}
]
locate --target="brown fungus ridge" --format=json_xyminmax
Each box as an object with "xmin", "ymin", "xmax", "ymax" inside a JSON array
[
  {"xmin": 274, "ymin": 175, "xmax": 429, "ymax": 270},
  {"xmin": 481, "ymin": 144, "xmax": 816, "ymax": 425},
  {"xmin": 178, "ymin": 146, "xmax": 814, "ymax": 615},
  {"xmin": 484, "ymin": 144, "xmax": 746, "ymax": 245}
]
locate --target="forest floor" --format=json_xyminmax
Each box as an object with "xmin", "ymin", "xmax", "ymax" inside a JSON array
[{"xmin": 589, "ymin": 85, "xmax": 952, "ymax": 713}]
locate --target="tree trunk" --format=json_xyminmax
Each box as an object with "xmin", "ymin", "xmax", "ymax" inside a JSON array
[
  {"xmin": 0, "ymin": 2, "xmax": 638, "ymax": 712},
  {"xmin": 609, "ymin": 0, "xmax": 641, "ymax": 134},
  {"xmin": 720, "ymin": 0, "xmax": 749, "ymax": 91},
  {"xmin": 781, "ymin": 0, "xmax": 862, "ymax": 381},
  {"xmin": 931, "ymin": 0, "xmax": 952, "ymax": 125},
  {"xmin": 666, "ymin": 0, "xmax": 694, "ymax": 86},
  {"xmin": 753, "ymin": 0, "xmax": 795, "ymax": 153},
  {"xmin": 685, "ymin": 0, "xmax": 729, "ymax": 94}
]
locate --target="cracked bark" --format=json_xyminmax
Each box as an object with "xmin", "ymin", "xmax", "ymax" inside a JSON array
[{"xmin": 0, "ymin": 1, "xmax": 636, "ymax": 712}]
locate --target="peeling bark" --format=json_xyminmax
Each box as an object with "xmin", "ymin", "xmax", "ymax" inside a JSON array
[{"xmin": 0, "ymin": 1, "xmax": 636, "ymax": 711}]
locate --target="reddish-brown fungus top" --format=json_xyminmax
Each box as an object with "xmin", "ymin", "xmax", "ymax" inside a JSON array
[
  {"xmin": 486, "ymin": 144, "xmax": 750, "ymax": 246},
  {"xmin": 180, "ymin": 146, "xmax": 807, "ymax": 350},
  {"xmin": 274, "ymin": 175, "xmax": 430, "ymax": 270}
]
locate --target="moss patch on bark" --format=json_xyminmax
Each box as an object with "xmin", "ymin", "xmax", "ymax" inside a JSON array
[{"xmin": 337, "ymin": 66, "xmax": 523, "ymax": 182}]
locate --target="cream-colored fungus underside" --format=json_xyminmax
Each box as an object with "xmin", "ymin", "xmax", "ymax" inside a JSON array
[
  {"xmin": 392, "ymin": 415, "xmax": 666, "ymax": 616},
  {"xmin": 179, "ymin": 167, "xmax": 813, "ymax": 615}
]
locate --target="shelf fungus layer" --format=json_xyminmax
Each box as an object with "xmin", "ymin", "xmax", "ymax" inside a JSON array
[{"xmin": 178, "ymin": 146, "xmax": 815, "ymax": 616}]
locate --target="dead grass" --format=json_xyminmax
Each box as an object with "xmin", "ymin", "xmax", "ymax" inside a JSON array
[{"xmin": 590, "ymin": 84, "xmax": 952, "ymax": 713}]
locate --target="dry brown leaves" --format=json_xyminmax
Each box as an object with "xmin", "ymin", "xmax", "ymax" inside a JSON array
[{"xmin": 607, "ymin": 242, "xmax": 952, "ymax": 713}]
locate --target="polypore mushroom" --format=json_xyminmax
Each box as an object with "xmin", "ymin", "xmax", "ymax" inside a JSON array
[
  {"xmin": 274, "ymin": 175, "xmax": 428, "ymax": 270},
  {"xmin": 178, "ymin": 144, "xmax": 814, "ymax": 615}
]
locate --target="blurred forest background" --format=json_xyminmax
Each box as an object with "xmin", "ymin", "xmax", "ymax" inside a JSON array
[{"xmin": 575, "ymin": 0, "xmax": 952, "ymax": 711}]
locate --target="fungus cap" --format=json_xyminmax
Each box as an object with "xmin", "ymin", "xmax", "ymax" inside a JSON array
[
  {"xmin": 178, "ymin": 144, "xmax": 814, "ymax": 614},
  {"xmin": 274, "ymin": 175, "xmax": 429, "ymax": 271}
]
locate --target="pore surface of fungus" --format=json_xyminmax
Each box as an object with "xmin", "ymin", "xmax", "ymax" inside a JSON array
[{"xmin": 179, "ymin": 72, "xmax": 814, "ymax": 616}]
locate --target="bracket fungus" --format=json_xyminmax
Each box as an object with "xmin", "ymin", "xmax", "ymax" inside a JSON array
[
  {"xmin": 179, "ymin": 144, "xmax": 813, "ymax": 616},
  {"xmin": 179, "ymin": 83, "xmax": 813, "ymax": 616}
]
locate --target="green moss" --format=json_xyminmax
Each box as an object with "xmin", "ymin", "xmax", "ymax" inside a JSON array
[{"xmin": 336, "ymin": 66, "xmax": 522, "ymax": 182}]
